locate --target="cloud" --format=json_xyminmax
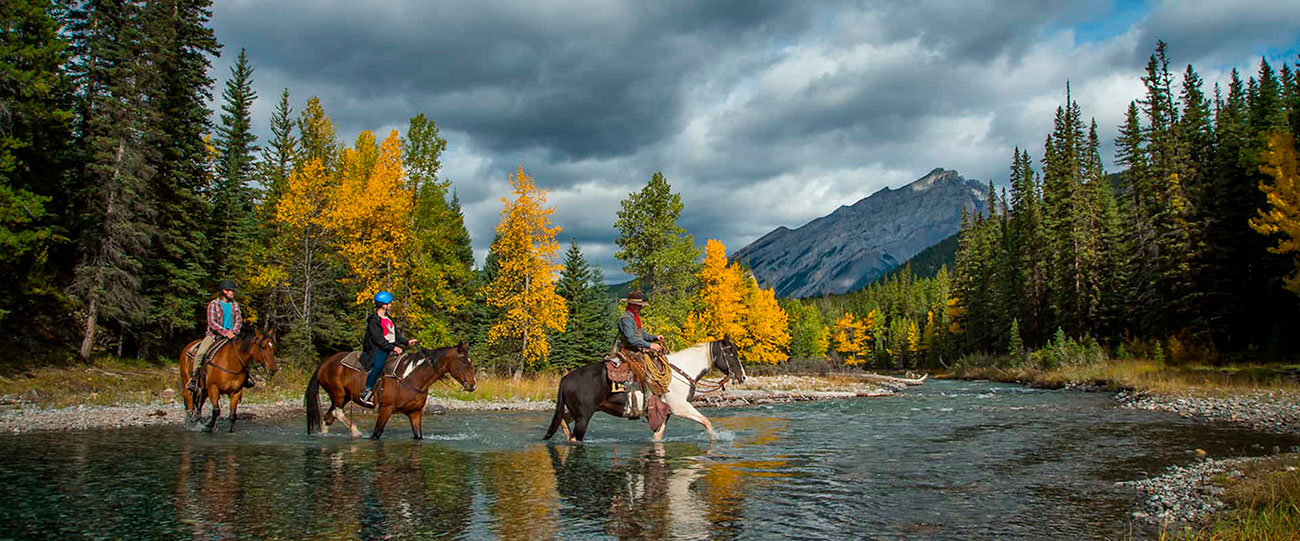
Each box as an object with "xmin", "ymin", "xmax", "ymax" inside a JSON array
[{"xmin": 210, "ymin": 0, "xmax": 1300, "ymax": 283}]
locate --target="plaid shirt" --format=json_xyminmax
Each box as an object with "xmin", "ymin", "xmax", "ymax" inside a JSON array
[{"xmin": 206, "ymin": 298, "xmax": 243, "ymax": 336}]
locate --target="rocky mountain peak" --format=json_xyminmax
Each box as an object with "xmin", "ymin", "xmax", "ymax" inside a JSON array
[{"xmin": 732, "ymin": 168, "xmax": 987, "ymax": 298}]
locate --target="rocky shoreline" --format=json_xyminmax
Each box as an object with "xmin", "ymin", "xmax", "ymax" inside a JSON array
[
  {"xmin": 0, "ymin": 375, "xmax": 896, "ymax": 433},
  {"xmin": 1114, "ymin": 389, "xmax": 1300, "ymax": 435},
  {"xmin": 1121, "ymin": 456, "xmax": 1255, "ymax": 525}
]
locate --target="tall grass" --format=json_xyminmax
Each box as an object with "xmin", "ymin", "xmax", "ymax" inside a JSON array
[{"xmin": 1160, "ymin": 456, "xmax": 1300, "ymax": 540}]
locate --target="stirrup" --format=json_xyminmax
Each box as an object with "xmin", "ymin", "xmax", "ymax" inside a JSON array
[
  {"xmin": 356, "ymin": 390, "xmax": 375, "ymax": 409},
  {"xmin": 611, "ymin": 381, "xmax": 625, "ymax": 393}
]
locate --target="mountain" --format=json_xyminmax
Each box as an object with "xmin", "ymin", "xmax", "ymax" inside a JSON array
[
  {"xmin": 732, "ymin": 168, "xmax": 987, "ymax": 298},
  {"xmin": 875, "ymin": 231, "xmax": 960, "ymax": 283}
]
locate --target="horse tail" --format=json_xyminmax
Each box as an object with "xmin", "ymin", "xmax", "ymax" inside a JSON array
[
  {"xmin": 305, "ymin": 368, "xmax": 323, "ymax": 434},
  {"xmin": 543, "ymin": 385, "xmax": 566, "ymax": 440}
]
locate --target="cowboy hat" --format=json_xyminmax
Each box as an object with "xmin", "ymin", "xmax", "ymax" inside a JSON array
[{"xmin": 620, "ymin": 292, "xmax": 649, "ymax": 306}]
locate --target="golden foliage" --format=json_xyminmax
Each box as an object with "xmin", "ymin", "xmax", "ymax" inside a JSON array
[
  {"xmin": 693, "ymin": 239, "xmax": 746, "ymax": 340},
  {"xmin": 483, "ymin": 166, "xmax": 567, "ymax": 368},
  {"xmin": 831, "ymin": 311, "xmax": 872, "ymax": 365},
  {"xmin": 738, "ymin": 278, "xmax": 790, "ymax": 365},
  {"xmin": 328, "ymin": 130, "xmax": 414, "ymax": 305},
  {"xmin": 1250, "ymin": 132, "xmax": 1300, "ymax": 294}
]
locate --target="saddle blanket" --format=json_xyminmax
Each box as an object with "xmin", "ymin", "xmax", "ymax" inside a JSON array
[
  {"xmin": 185, "ymin": 337, "xmax": 230, "ymax": 360},
  {"xmin": 340, "ymin": 351, "xmax": 413, "ymax": 378}
]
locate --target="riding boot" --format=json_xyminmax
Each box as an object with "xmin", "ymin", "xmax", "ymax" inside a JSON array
[
  {"xmin": 356, "ymin": 388, "xmax": 375, "ymax": 409},
  {"xmin": 185, "ymin": 361, "xmax": 203, "ymax": 392}
]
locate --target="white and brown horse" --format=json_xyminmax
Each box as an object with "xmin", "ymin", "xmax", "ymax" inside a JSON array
[{"xmin": 544, "ymin": 338, "xmax": 745, "ymax": 442}]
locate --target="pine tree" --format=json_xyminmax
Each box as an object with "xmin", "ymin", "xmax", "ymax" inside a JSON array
[
  {"xmin": 0, "ymin": 0, "xmax": 73, "ymax": 332},
  {"xmin": 614, "ymin": 172, "xmax": 700, "ymax": 342},
  {"xmin": 211, "ymin": 48, "xmax": 258, "ymax": 278},
  {"xmin": 66, "ymin": 0, "xmax": 156, "ymax": 359},
  {"xmin": 551, "ymin": 240, "xmax": 615, "ymax": 369},
  {"xmin": 138, "ymin": 0, "xmax": 221, "ymax": 351},
  {"xmin": 259, "ymin": 88, "xmax": 296, "ymax": 211},
  {"xmin": 1008, "ymin": 318, "xmax": 1023, "ymax": 358}
]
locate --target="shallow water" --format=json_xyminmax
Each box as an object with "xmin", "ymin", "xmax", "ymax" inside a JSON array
[{"xmin": 2, "ymin": 380, "xmax": 1298, "ymax": 539}]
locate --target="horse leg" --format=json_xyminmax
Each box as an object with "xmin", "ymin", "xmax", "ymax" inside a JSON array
[
  {"xmin": 560, "ymin": 417, "xmax": 572, "ymax": 440},
  {"xmin": 334, "ymin": 408, "xmax": 361, "ymax": 438},
  {"xmin": 407, "ymin": 410, "xmax": 422, "ymax": 440},
  {"xmin": 205, "ymin": 388, "xmax": 221, "ymax": 432},
  {"xmin": 371, "ymin": 406, "xmax": 394, "ymax": 440},
  {"xmin": 670, "ymin": 399, "xmax": 715, "ymax": 438},
  {"xmin": 227, "ymin": 391, "xmax": 242, "ymax": 433},
  {"xmin": 571, "ymin": 414, "xmax": 591, "ymax": 443}
]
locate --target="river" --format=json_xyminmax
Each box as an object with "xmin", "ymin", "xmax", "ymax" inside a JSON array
[{"xmin": 2, "ymin": 380, "xmax": 1297, "ymax": 539}]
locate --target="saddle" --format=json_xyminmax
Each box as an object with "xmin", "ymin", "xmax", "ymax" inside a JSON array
[
  {"xmin": 340, "ymin": 351, "xmax": 411, "ymax": 377},
  {"xmin": 184, "ymin": 337, "xmax": 230, "ymax": 361},
  {"xmin": 605, "ymin": 349, "xmax": 670, "ymax": 396},
  {"xmin": 604, "ymin": 349, "xmax": 673, "ymax": 432}
]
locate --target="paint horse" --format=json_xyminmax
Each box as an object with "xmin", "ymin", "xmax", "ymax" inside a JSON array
[
  {"xmin": 544, "ymin": 337, "xmax": 745, "ymax": 442},
  {"xmin": 305, "ymin": 342, "xmax": 477, "ymax": 439},
  {"xmin": 179, "ymin": 328, "xmax": 279, "ymax": 432}
]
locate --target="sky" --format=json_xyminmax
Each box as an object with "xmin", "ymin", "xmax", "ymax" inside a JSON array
[{"xmin": 208, "ymin": 0, "xmax": 1300, "ymax": 283}]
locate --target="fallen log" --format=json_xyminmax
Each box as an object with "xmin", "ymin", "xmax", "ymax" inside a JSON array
[{"xmin": 852, "ymin": 373, "xmax": 929, "ymax": 386}]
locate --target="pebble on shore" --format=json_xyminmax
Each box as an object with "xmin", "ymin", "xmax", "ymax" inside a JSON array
[{"xmin": 1114, "ymin": 390, "xmax": 1300, "ymax": 435}]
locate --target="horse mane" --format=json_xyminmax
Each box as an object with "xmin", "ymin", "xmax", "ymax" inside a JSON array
[
  {"xmin": 234, "ymin": 328, "xmax": 260, "ymax": 350},
  {"xmin": 423, "ymin": 344, "xmax": 459, "ymax": 362}
]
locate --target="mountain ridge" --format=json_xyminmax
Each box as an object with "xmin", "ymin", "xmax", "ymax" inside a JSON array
[{"xmin": 732, "ymin": 168, "xmax": 987, "ymax": 298}]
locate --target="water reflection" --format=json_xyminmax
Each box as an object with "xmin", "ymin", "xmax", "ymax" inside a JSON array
[{"xmin": 4, "ymin": 381, "xmax": 1300, "ymax": 539}]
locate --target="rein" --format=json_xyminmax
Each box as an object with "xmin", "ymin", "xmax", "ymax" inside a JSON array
[
  {"xmin": 207, "ymin": 340, "xmax": 253, "ymax": 377},
  {"xmin": 668, "ymin": 344, "xmax": 731, "ymax": 395}
]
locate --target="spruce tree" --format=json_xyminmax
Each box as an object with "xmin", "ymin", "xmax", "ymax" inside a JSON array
[
  {"xmin": 259, "ymin": 88, "xmax": 296, "ymax": 212},
  {"xmin": 138, "ymin": 0, "xmax": 221, "ymax": 352},
  {"xmin": 65, "ymin": 0, "xmax": 155, "ymax": 359},
  {"xmin": 614, "ymin": 172, "xmax": 701, "ymax": 339},
  {"xmin": 212, "ymin": 48, "xmax": 259, "ymax": 278}
]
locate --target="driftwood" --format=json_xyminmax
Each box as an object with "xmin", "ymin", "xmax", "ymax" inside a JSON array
[{"xmin": 851, "ymin": 372, "xmax": 929, "ymax": 386}]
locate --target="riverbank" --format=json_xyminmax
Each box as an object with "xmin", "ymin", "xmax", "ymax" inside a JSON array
[
  {"xmin": 943, "ymin": 360, "xmax": 1300, "ymax": 434},
  {"xmin": 946, "ymin": 358, "xmax": 1300, "ymax": 537},
  {"xmin": 0, "ymin": 360, "xmax": 897, "ymax": 433}
]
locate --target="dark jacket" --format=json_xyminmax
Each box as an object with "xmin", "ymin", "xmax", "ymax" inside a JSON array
[
  {"xmin": 617, "ymin": 310, "xmax": 659, "ymax": 350},
  {"xmin": 360, "ymin": 312, "xmax": 409, "ymax": 369}
]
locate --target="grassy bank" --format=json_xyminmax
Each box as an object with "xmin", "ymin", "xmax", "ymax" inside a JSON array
[
  {"xmin": 943, "ymin": 358, "xmax": 1300, "ymax": 396},
  {"xmin": 1165, "ymin": 455, "xmax": 1300, "ymax": 540},
  {"xmin": 0, "ymin": 356, "xmax": 560, "ymax": 409}
]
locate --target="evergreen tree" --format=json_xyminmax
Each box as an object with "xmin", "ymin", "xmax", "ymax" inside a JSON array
[
  {"xmin": 259, "ymin": 88, "xmax": 296, "ymax": 211},
  {"xmin": 65, "ymin": 0, "xmax": 155, "ymax": 359},
  {"xmin": 614, "ymin": 172, "xmax": 700, "ymax": 343},
  {"xmin": 138, "ymin": 0, "xmax": 221, "ymax": 352},
  {"xmin": 0, "ymin": 0, "xmax": 74, "ymax": 335},
  {"xmin": 552, "ymin": 240, "xmax": 615, "ymax": 369},
  {"xmin": 211, "ymin": 48, "xmax": 258, "ymax": 278}
]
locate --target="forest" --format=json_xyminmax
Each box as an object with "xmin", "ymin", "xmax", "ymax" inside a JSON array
[{"xmin": 4, "ymin": 1, "xmax": 1299, "ymax": 373}]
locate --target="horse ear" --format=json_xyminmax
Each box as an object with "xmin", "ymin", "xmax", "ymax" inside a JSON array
[{"xmin": 458, "ymin": 340, "xmax": 468, "ymax": 352}]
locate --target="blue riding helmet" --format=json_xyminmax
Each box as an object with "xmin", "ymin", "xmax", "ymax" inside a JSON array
[{"xmin": 374, "ymin": 291, "xmax": 394, "ymax": 304}]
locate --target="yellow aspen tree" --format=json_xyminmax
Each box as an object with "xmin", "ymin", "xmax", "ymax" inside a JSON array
[
  {"xmin": 906, "ymin": 318, "xmax": 920, "ymax": 355},
  {"xmin": 832, "ymin": 312, "xmax": 867, "ymax": 365},
  {"xmin": 692, "ymin": 239, "xmax": 746, "ymax": 341},
  {"xmin": 329, "ymin": 130, "xmax": 414, "ymax": 306},
  {"xmin": 268, "ymin": 158, "xmax": 335, "ymax": 341},
  {"xmin": 484, "ymin": 166, "xmax": 567, "ymax": 370},
  {"xmin": 738, "ymin": 278, "xmax": 790, "ymax": 364},
  {"xmin": 1250, "ymin": 132, "xmax": 1300, "ymax": 295}
]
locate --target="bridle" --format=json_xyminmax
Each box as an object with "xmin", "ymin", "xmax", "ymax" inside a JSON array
[
  {"xmin": 669, "ymin": 340, "xmax": 739, "ymax": 395},
  {"xmin": 206, "ymin": 337, "xmax": 257, "ymax": 377}
]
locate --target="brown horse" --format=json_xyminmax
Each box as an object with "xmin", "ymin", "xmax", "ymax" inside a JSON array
[
  {"xmin": 179, "ymin": 328, "xmax": 280, "ymax": 432},
  {"xmin": 305, "ymin": 342, "xmax": 477, "ymax": 439}
]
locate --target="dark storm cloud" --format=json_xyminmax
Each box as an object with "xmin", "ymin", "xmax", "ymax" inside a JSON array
[
  {"xmin": 215, "ymin": 0, "xmax": 811, "ymax": 161},
  {"xmin": 210, "ymin": 1, "xmax": 1300, "ymax": 283}
]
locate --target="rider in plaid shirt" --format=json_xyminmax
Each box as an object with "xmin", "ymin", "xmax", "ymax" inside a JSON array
[{"xmin": 185, "ymin": 279, "xmax": 248, "ymax": 392}]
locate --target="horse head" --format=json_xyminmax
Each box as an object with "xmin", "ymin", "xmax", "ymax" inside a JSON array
[
  {"xmin": 442, "ymin": 340, "xmax": 476, "ymax": 392},
  {"xmin": 250, "ymin": 327, "xmax": 279, "ymax": 377},
  {"xmin": 713, "ymin": 335, "xmax": 745, "ymax": 384}
]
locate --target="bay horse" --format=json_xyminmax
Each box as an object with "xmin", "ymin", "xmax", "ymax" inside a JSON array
[
  {"xmin": 304, "ymin": 342, "xmax": 477, "ymax": 439},
  {"xmin": 179, "ymin": 328, "xmax": 280, "ymax": 432},
  {"xmin": 543, "ymin": 337, "xmax": 745, "ymax": 443}
]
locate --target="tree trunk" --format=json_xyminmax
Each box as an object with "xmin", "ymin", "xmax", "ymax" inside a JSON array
[{"xmin": 79, "ymin": 297, "xmax": 98, "ymax": 361}]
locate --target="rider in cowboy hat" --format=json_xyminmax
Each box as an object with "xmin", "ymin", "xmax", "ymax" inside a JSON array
[
  {"xmin": 611, "ymin": 292, "xmax": 664, "ymax": 392},
  {"xmin": 356, "ymin": 291, "xmax": 418, "ymax": 408},
  {"xmin": 186, "ymin": 279, "xmax": 246, "ymax": 392}
]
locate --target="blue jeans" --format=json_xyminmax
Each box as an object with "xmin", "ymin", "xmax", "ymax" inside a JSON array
[{"xmin": 365, "ymin": 350, "xmax": 389, "ymax": 393}]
